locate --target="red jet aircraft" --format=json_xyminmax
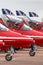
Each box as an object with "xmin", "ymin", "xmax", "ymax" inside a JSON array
[
  {"xmin": 1, "ymin": 15, "xmax": 43, "ymax": 47},
  {"xmin": 0, "ymin": 23, "xmax": 35, "ymax": 61}
]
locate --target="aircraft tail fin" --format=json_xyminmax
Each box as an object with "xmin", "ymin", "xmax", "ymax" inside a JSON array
[
  {"xmin": 16, "ymin": 10, "xmax": 26, "ymax": 16},
  {"xmin": 2, "ymin": 8, "xmax": 14, "ymax": 15},
  {"xmin": 29, "ymin": 12, "xmax": 39, "ymax": 17}
]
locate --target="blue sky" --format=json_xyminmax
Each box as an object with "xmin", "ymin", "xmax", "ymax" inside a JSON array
[{"xmin": 0, "ymin": 0, "xmax": 43, "ymax": 17}]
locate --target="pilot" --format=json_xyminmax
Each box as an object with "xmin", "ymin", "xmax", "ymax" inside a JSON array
[{"xmin": 6, "ymin": 20, "xmax": 14, "ymax": 28}]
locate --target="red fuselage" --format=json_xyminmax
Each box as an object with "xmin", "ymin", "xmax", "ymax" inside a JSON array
[
  {"xmin": 0, "ymin": 18, "xmax": 43, "ymax": 47},
  {"xmin": 9, "ymin": 22, "xmax": 43, "ymax": 47},
  {"xmin": 15, "ymin": 30, "xmax": 43, "ymax": 46},
  {"xmin": 0, "ymin": 37, "xmax": 34, "ymax": 50},
  {"xmin": 0, "ymin": 23, "xmax": 34, "ymax": 51}
]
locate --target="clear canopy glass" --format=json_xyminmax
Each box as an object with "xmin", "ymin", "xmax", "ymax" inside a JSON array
[
  {"xmin": 0, "ymin": 23, "xmax": 9, "ymax": 31},
  {"xmin": 21, "ymin": 24, "xmax": 32, "ymax": 30}
]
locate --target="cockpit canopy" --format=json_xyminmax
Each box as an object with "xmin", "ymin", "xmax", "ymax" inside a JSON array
[
  {"xmin": 20, "ymin": 24, "xmax": 32, "ymax": 30},
  {"xmin": 0, "ymin": 23, "xmax": 9, "ymax": 31},
  {"xmin": 1, "ymin": 15, "xmax": 23, "ymax": 28},
  {"xmin": 0, "ymin": 15, "xmax": 33, "ymax": 30}
]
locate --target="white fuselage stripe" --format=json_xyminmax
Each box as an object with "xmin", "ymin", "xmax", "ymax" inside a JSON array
[
  {"xmin": 28, "ymin": 36, "xmax": 43, "ymax": 38},
  {"xmin": 0, "ymin": 36, "xmax": 32, "ymax": 40},
  {"xmin": 0, "ymin": 36, "xmax": 43, "ymax": 40}
]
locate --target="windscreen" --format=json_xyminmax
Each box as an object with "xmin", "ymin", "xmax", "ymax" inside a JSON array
[
  {"xmin": 0, "ymin": 23, "xmax": 9, "ymax": 31},
  {"xmin": 20, "ymin": 24, "xmax": 32, "ymax": 30}
]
